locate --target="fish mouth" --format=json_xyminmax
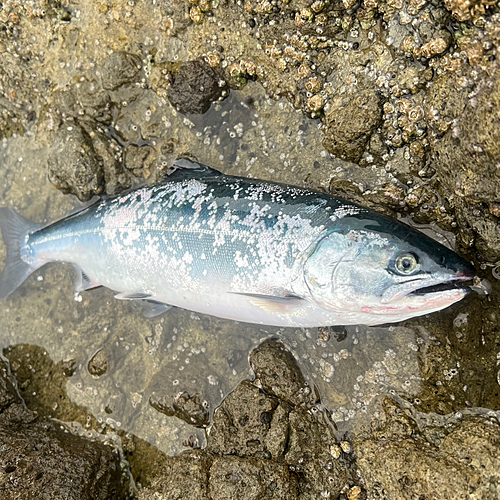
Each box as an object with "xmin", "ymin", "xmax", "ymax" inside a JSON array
[
  {"xmin": 409, "ymin": 280, "xmax": 472, "ymax": 296},
  {"xmin": 381, "ymin": 271, "xmax": 475, "ymax": 305}
]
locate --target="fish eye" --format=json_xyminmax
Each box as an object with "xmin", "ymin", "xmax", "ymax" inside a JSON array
[{"xmin": 394, "ymin": 252, "xmax": 419, "ymax": 275}]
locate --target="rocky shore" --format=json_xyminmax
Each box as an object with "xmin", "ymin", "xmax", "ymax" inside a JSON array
[{"xmin": 0, "ymin": 0, "xmax": 499, "ymax": 498}]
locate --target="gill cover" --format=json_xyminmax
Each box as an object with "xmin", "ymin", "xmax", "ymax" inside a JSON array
[{"xmin": 303, "ymin": 231, "xmax": 354, "ymax": 310}]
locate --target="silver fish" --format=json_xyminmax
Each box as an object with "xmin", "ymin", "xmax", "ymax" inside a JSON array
[{"xmin": 0, "ymin": 159, "xmax": 475, "ymax": 327}]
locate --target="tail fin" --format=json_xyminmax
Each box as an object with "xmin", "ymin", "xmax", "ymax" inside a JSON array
[{"xmin": 0, "ymin": 208, "xmax": 41, "ymax": 299}]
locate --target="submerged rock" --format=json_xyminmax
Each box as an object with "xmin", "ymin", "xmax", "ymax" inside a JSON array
[
  {"xmin": 47, "ymin": 121, "xmax": 130, "ymax": 201},
  {"xmin": 101, "ymin": 52, "xmax": 142, "ymax": 91},
  {"xmin": 47, "ymin": 123, "xmax": 104, "ymax": 202},
  {"xmin": 141, "ymin": 339, "xmax": 360, "ymax": 499},
  {"xmin": 0, "ymin": 360, "xmax": 127, "ymax": 500},
  {"xmin": 249, "ymin": 339, "xmax": 308, "ymax": 405},
  {"xmin": 88, "ymin": 349, "xmax": 109, "ymax": 378},
  {"xmin": 355, "ymin": 399, "xmax": 500, "ymax": 500},
  {"xmin": 150, "ymin": 390, "xmax": 210, "ymax": 428}
]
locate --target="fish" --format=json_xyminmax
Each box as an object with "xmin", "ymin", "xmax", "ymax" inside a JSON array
[{"xmin": 0, "ymin": 158, "xmax": 476, "ymax": 327}]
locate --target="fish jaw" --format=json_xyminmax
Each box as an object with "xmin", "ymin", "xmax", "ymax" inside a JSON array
[{"xmin": 362, "ymin": 275, "xmax": 472, "ymax": 317}]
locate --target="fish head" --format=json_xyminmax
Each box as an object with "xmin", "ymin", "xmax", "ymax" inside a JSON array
[{"xmin": 303, "ymin": 214, "xmax": 476, "ymax": 323}]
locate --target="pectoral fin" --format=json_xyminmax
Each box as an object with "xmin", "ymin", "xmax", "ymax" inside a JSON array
[{"xmin": 230, "ymin": 292, "xmax": 306, "ymax": 314}]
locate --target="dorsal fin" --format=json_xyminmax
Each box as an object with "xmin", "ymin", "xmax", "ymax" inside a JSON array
[{"xmin": 166, "ymin": 158, "xmax": 223, "ymax": 181}]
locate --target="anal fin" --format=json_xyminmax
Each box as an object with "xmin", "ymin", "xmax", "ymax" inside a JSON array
[{"xmin": 74, "ymin": 266, "xmax": 101, "ymax": 292}]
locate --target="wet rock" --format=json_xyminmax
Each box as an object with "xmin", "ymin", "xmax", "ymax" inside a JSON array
[
  {"xmin": 150, "ymin": 390, "xmax": 210, "ymax": 428},
  {"xmin": 89, "ymin": 127, "xmax": 131, "ymax": 196},
  {"xmin": 53, "ymin": 82, "xmax": 112, "ymax": 126},
  {"xmin": 249, "ymin": 339, "xmax": 308, "ymax": 405},
  {"xmin": 0, "ymin": 415, "xmax": 126, "ymax": 500},
  {"xmin": 286, "ymin": 406, "xmax": 354, "ymax": 500},
  {"xmin": 355, "ymin": 399, "xmax": 500, "ymax": 500},
  {"xmin": 138, "ymin": 450, "xmax": 212, "ymax": 500},
  {"xmin": 209, "ymin": 456, "xmax": 298, "ymax": 500},
  {"xmin": 0, "ymin": 363, "xmax": 16, "ymax": 411},
  {"xmin": 88, "ymin": 349, "xmax": 108, "ymax": 377},
  {"xmin": 444, "ymin": 0, "xmax": 495, "ymax": 21},
  {"xmin": 47, "ymin": 122, "xmax": 104, "ymax": 201},
  {"xmin": 101, "ymin": 52, "xmax": 142, "ymax": 91},
  {"xmin": 0, "ymin": 361, "xmax": 126, "ymax": 500},
  {"xmin": 4, "ymin": 344, "xmax": 94, "ymax": 427},
  {"xmin": 323, "ymin": 91, "xmax": 383, "ymax": 163},
  {"xmin": 47, "ymin": 121, "xmax": 130, "ymax": 200},
  {"xmin": 119, "ymin": 433, "xmax": 170, "ymax": 489},
  {"xmin": 133, "ymin": 339, "xmax": 361, "ymax": 498},
  {"xmin": 124, "ymin": 144, "xmax": 155, "ymax": 178},
  {"xmin": 167, "ymin": 59, "xmax": 228, "ymax": 114},
  {"xmin": 0, "ymin": 102, "xmax": 24, "ymax": 139},
  {"xmin": 426, "ymin": 71, "xmax": 500, "ymax": 260},
  {"xmin": 206, "ymin": 380, "xmax": 280, "ymax": 458}
]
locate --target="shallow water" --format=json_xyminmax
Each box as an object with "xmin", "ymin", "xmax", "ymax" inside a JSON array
[{"xmin": 0, "ymin": 83, "xmax": 499, "ymax": 459}]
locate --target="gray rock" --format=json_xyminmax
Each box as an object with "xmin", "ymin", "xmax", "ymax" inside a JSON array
[
  {"xmin": 209, "ymin": 456, "xmax": 298, "ymax": 500},
  {"xmin": 101, "ymin": 52, "xmax": 142, "ymax": 91},
  {"xmin": 150, "ymin": 390, "xmax": 210, "ymax": 428},
  {"xmin": 0, "ymin": 361, "xmax": 126, "ymax": 500},
  {"xmin": 207, "ymin": 380, "xmax": 279, "ymax": 458},
  {"xmin": 138, "ymin": 450, "xmax": 212, "ymax": 500},
  {"xmin": 249, "ymin": 339, "xmax": 308, "ymax": 406},
  {"xmin": 323, "ymin": 90, "xmax": 382, "ymax": 163},
  {"xmin": 0, "ymin": 363, "xmax": 17, "ymax": 411},
  {"xmin": 167, "ymin": 59, "xmax": 228, "ymax": 115},
  {"xmin": 355, "ymin": 399, "xmax": 500, "ymax": 500},
  {"xmin": 426, "ymin": 71, "xmax": 500, "ymax": 261},
  {"xmin": 47, "ymin": 122, "xmax": 104, "ymax": 201},
  {"xmin": 88, "ymin": 349, "xmax": 108, "ymax": 377}
]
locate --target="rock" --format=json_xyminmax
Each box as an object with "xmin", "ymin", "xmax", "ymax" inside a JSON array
[
  {"xmin": 138, "ymin": 450, "xmax": 212, "ymax": 500},
  {"xmin": 355, "ymin": 399, "xmax": 500, "ymax": 500},
  {"xmin": 150, "ymin": 390, "xmax": 210, "ymax": 428},
  {"xmin": 323, "ymin": 91, "xmax": 382, "ymax": 163},
  {"xmin": 286, "ymin": 406, "xmax": 353, "ymax": 500},
  {"xmin": 53, "ymin": 82, "xmax": 112, "ymax": 125},
  {"xmin": 101, "ymin": 52, "xmax": 142, "ymax": 91},
  {"xmin": 209, "ymin": 456, "xmax": 298, "ymax": 500},
  {"xmin": 136, "ymin": 339, "xmax": 361, "ymax": 499},
  {"xmin": 444, "ymin": 0, "xmax": 494, "ymax": 21},
  {"xmin": 124, "ymin": 144, "xmax": 155, "ymax": 177},
  {"xmin": 167, "ymin": 59, "xmax": 228, "ymax": 114},
  {"xmin": 206, "ymin": 380, "xmax": 280, "ymax": 458},
  {"xmin": 249, "ymin": 339, "xmax": 308, "ymax": 405},
  {"xmin": 0, "ymin": 415, "xmax": 126, "ymax": 500},
  {"xmin": 426, "ymin": 71, "xmax": 500, "ymax": 260},
  {"xmin": 89, "ymin": 127, "xmax": 131, "ymax": 196},
  {"xmin": 0, "ymin": 102, "xmax": 24, "ymax": 139},
  {"xmin": 88, "ymin": 349, "xmax": 108, "ymax": 377},
  {"xmin": 4, "ymin": 344, "xmax": 92, "ymax": 427},
  {"xmin": 0, "ymin": 362, "xmax": 17, "ymax": 411},
  {"xmin": 47, "ymin": 122, "xmax": 104, "ymax": 201},
  {"xmin": 0, "ymin": 361, "xmax": 126, "ymax": 500},
  {"xmin": 47, "ymin": 121, "xmax": 130, "ymax": 200},
  {"xmin": 139, "ymin": 453, "xmax": 298, "ymax": 500}
]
